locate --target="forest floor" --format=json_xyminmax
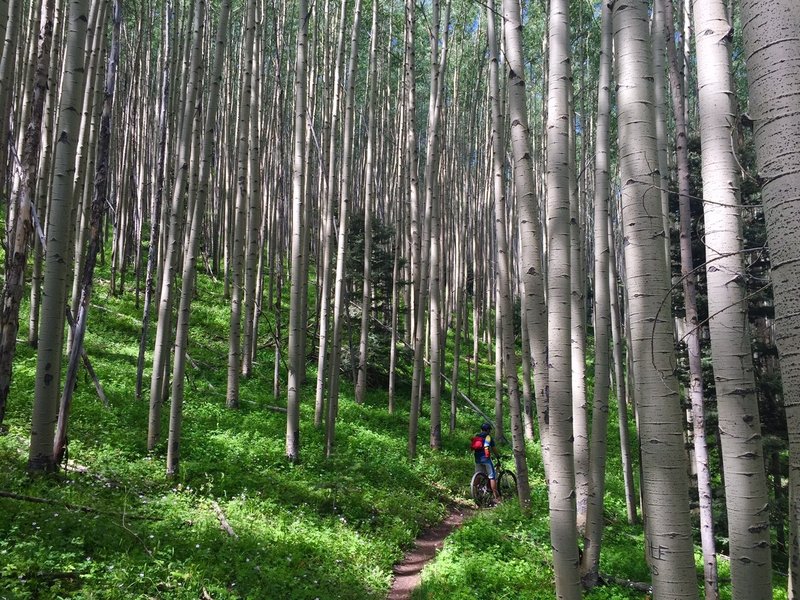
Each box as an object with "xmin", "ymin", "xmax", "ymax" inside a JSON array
[
  {"xmin": 0, "ymin": 264, "xmax": 788, "ymax": 598},
  {"xmin": 387, "ymin": 503, "xmax": 473, "ymax": 600}
]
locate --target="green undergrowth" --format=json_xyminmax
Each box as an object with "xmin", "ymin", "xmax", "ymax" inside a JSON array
[
  {"xmin": 0, "ymin": 269, "xmax": 476, "ymax": 599},
  {"xmin": 1, "ymin": 263, "xmax": 790, "ymax": 599}
]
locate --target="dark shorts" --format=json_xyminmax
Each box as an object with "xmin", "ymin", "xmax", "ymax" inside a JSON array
[{"xmin": 475, "ymin": 456, "xmax": 496, "ymax": 480}]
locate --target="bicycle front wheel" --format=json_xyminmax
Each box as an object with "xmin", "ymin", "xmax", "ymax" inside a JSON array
[
  {"xmin": 470, "ymin": 471, "xmax": 492, "ymax": 507},
  {"xmin": 498, "ymin": 470, "xmax": 517, "ymax": 500}
]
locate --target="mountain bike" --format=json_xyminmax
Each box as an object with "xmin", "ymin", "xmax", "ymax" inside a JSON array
[{"xmin": 470, "ymin": 455, "xmax": 517, "ymax": 507}]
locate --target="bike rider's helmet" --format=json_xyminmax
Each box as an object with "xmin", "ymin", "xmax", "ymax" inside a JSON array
[{"xmin": 480, "ymin": 422, "xmax": 492, "ymax": 432}]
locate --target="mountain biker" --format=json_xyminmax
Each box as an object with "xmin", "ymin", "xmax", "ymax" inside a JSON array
[{"xmin": 474, "ymin": 422, "xmax": 501, "ymax": 502}]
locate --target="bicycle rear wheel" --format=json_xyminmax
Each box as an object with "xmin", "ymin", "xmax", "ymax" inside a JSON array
[
  {"xmin": 498, "ymin": 470, "xmax": 517, "ymax": 499},
  {"xmin": 470, "ymin": 472, "xmax": 492, "ymax": 507}
]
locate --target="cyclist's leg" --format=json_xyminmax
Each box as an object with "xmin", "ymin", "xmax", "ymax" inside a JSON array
[{"xmin": 484, "ymin": 459, "xmax": 500, "ymax": 501}]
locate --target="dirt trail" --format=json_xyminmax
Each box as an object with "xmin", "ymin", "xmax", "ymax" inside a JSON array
[{"xmin": 387, "ymin": 505, "xmax": 473, "ymax": 600}]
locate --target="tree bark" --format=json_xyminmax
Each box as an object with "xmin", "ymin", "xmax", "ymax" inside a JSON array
[
  {"xmin": 502, "ymin": 0, "xmax": 549, "ymax": 481},
  {"xmin": 486, "ymin": 0, "xmax": 530, "ymax": 507},
  {"xmin": 661, "ymin": 0, "xmax": 721, "ymax": 595},
  {"xmin": 28, "ymin": 0, "xmax": 90, "ymax": 473},
  {"xmin": 165, "ymin": 0, "xmax": 231, "ymax": 477},
  {"xmin": 53, "ymin": 0, "xmax": 121, "ymax": 465},
  {"xmin": 581, "ymin": 0, "xmax": 612, "ymax": 586},
  {"xmin": 738, "ymin": 0, "xmax": 800, "ymax": 595},
  {"xmin": 0, "ymin": 0, "xmax": 54, "ymax": 430},
  {"xmin": 286, "ymin": 0, "xmax": 308, "ymax": 462},
  {"xmin": 544, "ymin": 0, "xmax": 581, "ymax": 595},
  {"xmin": 613, "ymin": 1, "xmax": 698, "ymax": 596}
]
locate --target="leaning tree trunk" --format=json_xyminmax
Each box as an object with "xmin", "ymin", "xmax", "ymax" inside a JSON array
[
  {"xmin": 740, "ymin": 0, "xmax": 800, "ymax": 596},
  {"xmin": 613, "ymin": 1, "xmax": 698, "ymax": 597},
  {"xmin": 28, "ymin": 0, "xmax": 90, "ymax": 473}
]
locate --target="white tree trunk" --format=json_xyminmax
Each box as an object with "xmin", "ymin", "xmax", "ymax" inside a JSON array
[
  {"xmin": 740, "ymin": 0, "xmax": 800, "ymax": 595},
  {"xmin": 581, "ymin": 0, "xmax": 611, "ymax": 586},
  {"xmin": 28, "ymin": 0, "xmax": 90, "ymax": 472},
  {"xmin": 286, "ymin": 0, "xmax": 308, "ymax": 462},
  {"xmin": 613, "ymin": 1, "xmax": 698, "ymax": 596},
  {"xmin": 544, "ymin": 0, "xmax": 581, "ymax": 595}
]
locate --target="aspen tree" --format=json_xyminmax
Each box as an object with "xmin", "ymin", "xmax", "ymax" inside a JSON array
[
  {"xmin": 69, "ymin": 0, "xmax": 108, "ymax": 325},
  {"xmin": 147, "ymin": 0, "xmax": 205, "ymax": 450},
  {"xmin": 651, "ymin": 0, "xmax": 672, "ymax": 271},
  {"xmin": 10, "ymin": 0, "xmax": 39, "ymax": 196},
  {"xmin": 691, "ymin": 0, "xmax": 774, "ymax": 590},
  {"xmin": 613, "ymin": 1, "xmax": 698, "ymax": 596},
  {"xmin": 660, "ymin": 0, "xmax": 721, "ymax": 593},
  {"xmin": 569, "ymin": 90, "xmax": 590, "ymax": 538},
  {"xmin": 355, "ymin": 0, "xmax": 378, "ymax": 405},
  {"xmin": 0, "ymin": 0, "xmax": 54, "ymax": 430},
  {"xmin": 607, "ymin": 212, "xmax": 637, "ymax": 525},
  {"xmin": 0, "ymin": 0, "xmax": 12, "ymax": 166},
  {"xmin": 314, "ymin": 0, "xmax": 348, "ymax": 428},
  {"xmin": 427, "ymin": 0, "xmax": 450, "ymax": 450},
  {"xmin": 27, "ymin": 3, "xmax": 62, "ymax": 348},
  {"xmin": 739, "ymin": 0, "xmax": 800, "ymax": 595},
  {"xmin": 544, "ymin": 0, "xmax": 581, "ymax": 595},
  {"xmin": 226, "ymin": 0, "xmax": 257, "ymax": 410},
  {"xmin": 325, "ymin": 0, "xmax": 362, "ymax": 457},
  {"xmin": 53, "ymin": 0, "xmax": 121, "ymax": 463},
  {"xmin": 502, "ymin": 0, "xmax": 549, "ymax": 477},
  {"xmin": 410, "ymin": 0, "xmax": 444, "ymax": 454},
  {"xmin": 28, "ymin": 0, "xmax": 90, "ymax": 472},
  {"xmin": 486, "ymin": 0, "xmax": 530, "ymax": 506},
  {"xmin": 241, "ymin": 8, "xmax": 264, "ymax": 378},
  {"xmin": 286, "ymin": 0, "xmax": 308, "ymax": 462},
  {"xmin": 404, "ymin": 0, "xmax": 424, "ymax": 459},
  {"xmin": 136, "ymin": 2, "xmax": 172, "ymax": 402},
  {"xmin": 581, "ymin": 0, "xmax": 611, "ymax": 586},
  {"xmin": 166, "ymin": 0, "xmax": 232, "ymax": 476}
]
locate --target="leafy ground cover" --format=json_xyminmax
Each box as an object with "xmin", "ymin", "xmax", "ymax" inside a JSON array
[
  {"xmin": 0, "ymin": 267, "xmax": 789, "ymax": 598},
  {"xmin": 0, "ymin": 270, "xmax": 463, "ymax": 599}
]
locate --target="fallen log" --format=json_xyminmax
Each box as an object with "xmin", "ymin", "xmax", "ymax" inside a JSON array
[{"xmin": 211, "ymin": 500, "xmax": 238, "ymax": 538}]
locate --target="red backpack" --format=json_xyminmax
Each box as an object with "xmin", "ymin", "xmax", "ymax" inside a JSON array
[{"xmin": 470, "ymin": 435, "xmax": 484, "ymax": 451}]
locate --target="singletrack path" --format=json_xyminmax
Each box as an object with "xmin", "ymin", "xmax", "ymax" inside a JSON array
[{"xmin": 387, "ymin": 505, "xmax": 473, "ymax": 600}]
